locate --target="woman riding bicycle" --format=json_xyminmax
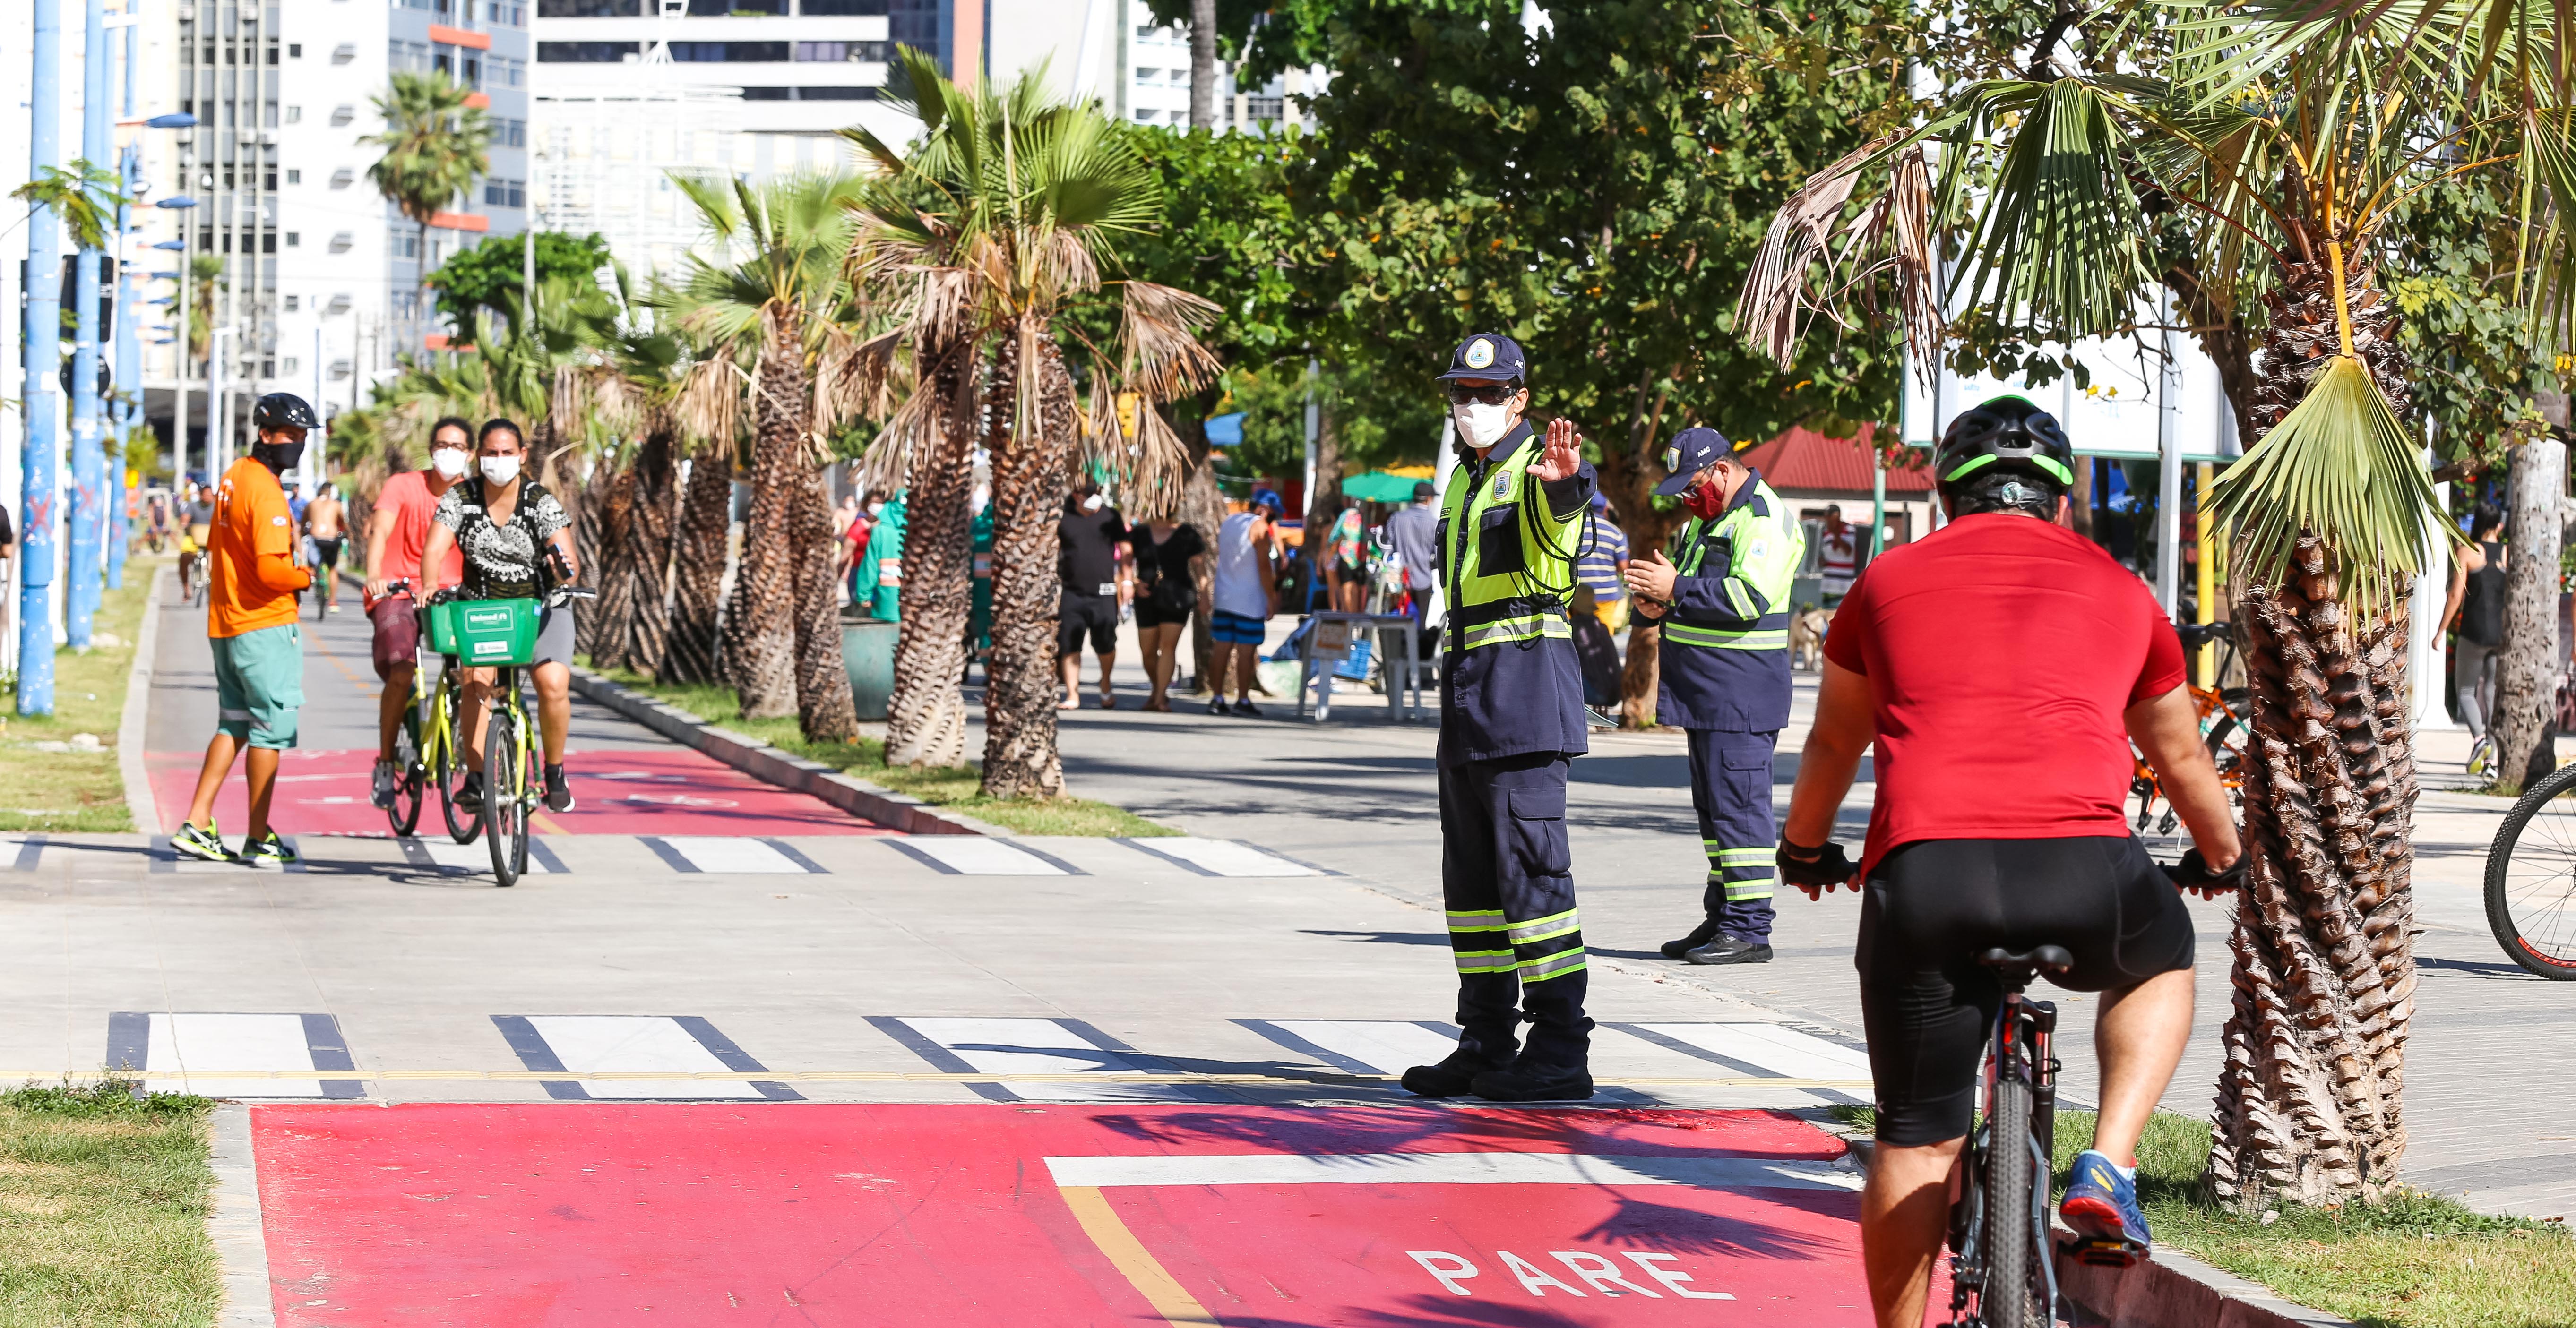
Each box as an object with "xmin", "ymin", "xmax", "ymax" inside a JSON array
[
  {"xmin": 416, "ymin": 418, "xmax": 580, "ymax": 815},
  {"xmin": 1775, "ymin": 396, "xmax": 2242, "ymax": 1328}
]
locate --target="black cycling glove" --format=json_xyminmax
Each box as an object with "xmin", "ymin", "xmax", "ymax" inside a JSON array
[
  {"xmin": 1777, "ymin": 839, "xmax": 1858, "ymax": 890},
  {"xmin": 2163, "ymin": 847, "xmax": 2248, "ymax": 891}
]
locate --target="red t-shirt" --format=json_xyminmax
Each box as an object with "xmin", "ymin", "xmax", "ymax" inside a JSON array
[
  {"xmin": 366, "ymin": 470, "xmax": 464, "ymax": 607},
  {"xmin": 1822, "ymin": 513, "xmax": 2186, "ymax": 872}
]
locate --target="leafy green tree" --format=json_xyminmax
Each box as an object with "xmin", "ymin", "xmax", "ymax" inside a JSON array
[
  {"xmin": 10, "ymin": 159, "xmax": 130, "ymax": 252},
  {"xmin": 362, "ymin": 72, "xmax": 493, "ymax": 336},
  {"xmin": 1286, "ymin": 0, "xmax": 1903, "ymax": 722},
  {"xmin": 426, "ymin": 231, "xmax": 616, "ymax": 338}
]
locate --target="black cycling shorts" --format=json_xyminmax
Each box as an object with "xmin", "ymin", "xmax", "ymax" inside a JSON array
[
  {"xmin": 1058, "ymin": 591, "xmax": 1118, "ymax": 657},
  {"xmin": 1856, "ymin": 835, "xmax": 2196, "ymax": 1146}
]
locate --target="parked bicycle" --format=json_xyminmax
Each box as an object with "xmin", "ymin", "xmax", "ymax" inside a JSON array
[
  {"xmin": 2131, "ymin": 620, "xmax": 2249, "ymax": 836},
  {"xmin": 2483, "ymin": 763, "xmax": 2576, "ymax": 979}
]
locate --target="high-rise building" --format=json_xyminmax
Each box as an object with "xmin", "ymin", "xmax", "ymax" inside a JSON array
[
  {"xmin": 984, "ymin": 0, "xmax": 1323, "ymax": 135},
  {"xmin": 143, "ymin": 0, "xmax": 531, "ymax": 461}
]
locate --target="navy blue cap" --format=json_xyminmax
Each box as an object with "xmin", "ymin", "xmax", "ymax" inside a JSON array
[
  {"xmin": 1653, "ymin": 427, "xmax": 1736, "ymax": 496},
  {"xmin": 1436, "ymin": 334, "xmax": 1528, "ymax": 383},
  {"xmin": 1250, "ymin": 488, "xmax": 1285, "ymax": 514}
]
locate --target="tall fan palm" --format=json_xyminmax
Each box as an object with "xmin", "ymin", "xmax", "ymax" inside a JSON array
[
  {"xmin": 1741, "ymin": 0, "xmax": 2576, "ymax": 1207},
  {"xmin": 840, "ymin": 49, "xmax": 1219, "ymax": 795},
  {"xmin": 362, "ymin": 72, "xmax": 492, "ymax": 342},
  {"xmin": 657, "ymin": 171, "xmax": 866, "ymax": 741}
]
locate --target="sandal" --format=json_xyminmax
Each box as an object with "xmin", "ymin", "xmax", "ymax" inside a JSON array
[{"xmin": 1099, "ymin": 692, "xmax": 1119, "ymax": 710}]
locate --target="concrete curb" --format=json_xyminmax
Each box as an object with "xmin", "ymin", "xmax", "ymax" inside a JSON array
[
  {"xmin": 116, "ymin": 563, "xmax": 165, "ymax": 836},
  {"xmin": 568, "ymin": 666, "xmax": 1005, "ymax": 837},
  {"xmin": 208, "ymin": 1104, "xmax": 278, "ymax": 1328}
]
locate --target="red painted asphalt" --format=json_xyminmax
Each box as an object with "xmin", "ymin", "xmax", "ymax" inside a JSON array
[
  {"xmin": 148, "ymin": 746, "xmax": 892, "ymax": 837},
  {"xmin": 253, "ymin": 1103, "xmax": 1882, "ymax": 1326}
]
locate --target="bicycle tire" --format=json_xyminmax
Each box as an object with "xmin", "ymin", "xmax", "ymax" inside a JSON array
[
  {"xmin": 1983, "ymin": 1075, "xmax": 2044, "ymax": 1328},
  {"xmin": 485, "ymin": 707, "xmax": 523, "ymax": 888},
  {"xmin": 388, "ymin": 711, "xmax": 424, "ymax": 838},
  {"xmin": 436, "ymin": 674, "xmax": 484, "ymax": 844},
  {"xmin": 2484, "ymin": 758, "xmax": 2576, "ymax": 979}
]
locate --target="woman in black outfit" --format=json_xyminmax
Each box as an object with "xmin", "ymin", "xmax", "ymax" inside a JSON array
[{"xmin": 1127, "ymin": 516, "xmax": 1207, "ymax": 711}]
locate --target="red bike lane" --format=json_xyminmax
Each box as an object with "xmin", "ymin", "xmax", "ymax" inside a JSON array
[{"xmin": 251, "ymin": 1103, "xmax": 1884, "ymax": 1326}]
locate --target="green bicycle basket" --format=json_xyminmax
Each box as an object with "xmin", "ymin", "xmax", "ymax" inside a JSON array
[
  {"xmin": 424, "ymin": 599, "xmax": 460, "ymax": 655},
  {"xmin": 447, "ymin": 597, "xmax": 542, "ymax": 667}
]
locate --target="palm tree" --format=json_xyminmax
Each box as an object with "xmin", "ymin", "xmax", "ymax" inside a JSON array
[
  {"xmin": 363, "ymin": 71, "xmax": 492, "ymax": 345},
  {"xmin": 1739, "ymin": 0, "xmax": 2576, "ymax": 1207},
  {"xmin": 184, "ymin": 253, "xmax": 224, "ymax": 374},
  {"xmin": 657, "ymin": 172, "xmax": 866, "ymax": 741},
  {"xmin": 840, "ymin": 50, "xmax": 1219, "ymax": 797}
]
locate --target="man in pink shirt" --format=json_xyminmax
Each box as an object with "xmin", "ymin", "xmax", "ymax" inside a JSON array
[{"xmin": 364, "ymin": 417, "xmax": 471, "ymax": 808}]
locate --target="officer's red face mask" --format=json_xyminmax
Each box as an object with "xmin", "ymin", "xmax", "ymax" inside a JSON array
[{"xmin": 1683, "ymin": 470, "xmax": 1729, "ymax": 519}]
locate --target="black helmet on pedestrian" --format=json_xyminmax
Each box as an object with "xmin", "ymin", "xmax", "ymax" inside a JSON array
[
  {"xmin": 252, "ymin": 392, "xmax": 320, "ymax": 431},
  {"xmin": 1936, "ymin": 395, "xmax": 2075, "ymax": 491}
]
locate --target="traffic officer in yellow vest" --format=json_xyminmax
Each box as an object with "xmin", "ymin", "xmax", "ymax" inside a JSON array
[
  {"xmin": 1626, "ymin": 427, "xmax": 1807, "ymax": 965},
  {"xmin": 1400, "ymin": 333, "xmax": 1603, "ymax": 1104}
]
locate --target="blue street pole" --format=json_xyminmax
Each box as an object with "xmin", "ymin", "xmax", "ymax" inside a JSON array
[
  {"xmin": 109, "ymin": 7, "xmax": 139, "ymax": 592},
  {"xmin": 68, "ymin": 0, "xmax": 109, "ymax": 648},
  {"xmin": 23, "ymin": 0, "xmax": 65, "ymax": 711}
]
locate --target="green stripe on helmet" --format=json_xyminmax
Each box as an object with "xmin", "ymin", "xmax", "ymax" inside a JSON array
[{"xmin": 1942, "ymin": 453, "xmax": 2000, "ymax": 481}]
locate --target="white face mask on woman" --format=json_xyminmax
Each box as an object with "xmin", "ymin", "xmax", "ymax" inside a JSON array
[
  {"xmin": 1452, "ymin": 401, "xmax": 1514, "ymax": 449},
  {"xmin": 479, "ymin": 455, "xmax": 522, "ymax": 486},
  {"xmin": 431, "ymin": 448, "xmax": 470, "ymax": 479}
]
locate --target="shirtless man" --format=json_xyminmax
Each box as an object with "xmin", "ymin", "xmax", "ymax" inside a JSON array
[{"xmin": 304, "ymin": 483, "xmax": 347, "ymax": 617}]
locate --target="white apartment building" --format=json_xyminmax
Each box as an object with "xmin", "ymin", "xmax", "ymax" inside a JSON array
[
  {"xmin": 126, "ymin": 0, "xmax": 531, "ymax": 467},
  {"xmin": 986, "ymin": 0, "xmax": 1323, "ymax": 134}
]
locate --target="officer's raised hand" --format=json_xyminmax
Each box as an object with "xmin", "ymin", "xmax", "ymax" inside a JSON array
[{"xmin": 1534, "ymin": 419, "xmax": 1585, "ymax": 482}]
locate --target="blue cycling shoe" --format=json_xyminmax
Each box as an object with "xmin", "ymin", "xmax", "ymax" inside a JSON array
[{"xmin": 2059, "ymin": 1149, "xmax": 2151, "ymax": 1249}]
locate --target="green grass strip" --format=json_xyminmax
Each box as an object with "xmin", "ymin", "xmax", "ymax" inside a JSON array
[
  {"xmin": 0, "ymin": 566, "xmax": 155, "ymax": 832},
  {"xmin": 589, "ymin": 666, "xmax": 1176, "ymax": 838},
  {"xmin": 0, "ymin": 1081, "xmax": 220, "ymax": 1327}
]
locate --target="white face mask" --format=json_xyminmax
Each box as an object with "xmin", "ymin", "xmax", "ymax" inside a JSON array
[
  {"xmin": 431, "ymin": 448, "xmax": 469, "ymax": 479},
  {"xmin": 479, "ymin": 455, "xmax": 522, "ymax": 486},
  {"xmin": 1081, "ymin": 493, "xmax": 1105, "ymax": 513},
  {"xmin": 1453, "ymin": 402, "xmax": 1513, "ymax": 449},
  {"xmin": 865, "ymin": 501, "xmax": 884, "ymax": 517}
]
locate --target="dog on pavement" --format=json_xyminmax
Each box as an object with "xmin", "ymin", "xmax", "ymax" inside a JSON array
[{"xmin": 1790, "ymin": 607, "xmax": 1835, "ymax": 672}]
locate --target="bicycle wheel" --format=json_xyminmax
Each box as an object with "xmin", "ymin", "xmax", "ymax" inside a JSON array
[
  {"xmin": 2485, "ymin": 760, "xmax": 2576, "ymax": 978},
  {"xmin": 437, "ymin": 676, "xmax": 484, "ymax": 844},
  {"xmin": 387, "ymin": 707, "xmax": 424, "ymax": 837},
  {"xmin": 485, "ymin": 704, "xmax": 526, "ymax": 888},
  {"xmin": 1982, "ymin": 1074, "xmax": 2045, "ymax": 1328}
]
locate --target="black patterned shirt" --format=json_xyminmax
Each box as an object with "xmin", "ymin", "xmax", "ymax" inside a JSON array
[{"xmin": 433, "ymin": 476, "xmax": 569, "ymax": 599}]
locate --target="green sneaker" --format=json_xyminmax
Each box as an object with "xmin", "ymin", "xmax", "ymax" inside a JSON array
[
  {"xmin": 240, "ymin": 831, "xmax": 298, "ymax": 869},
  {"xmin": 171, "ymin": 821, "xmax": 232, "ymax": 863}
]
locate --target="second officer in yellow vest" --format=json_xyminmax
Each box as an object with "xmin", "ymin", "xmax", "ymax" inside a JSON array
[
  {"xmin": 1627, "ymin": 427, "xmax": 1807, "ymax": 964},
  {"xmin": 1400, "ymin": 333, "xmax": 1603, "ymax": 1104}
]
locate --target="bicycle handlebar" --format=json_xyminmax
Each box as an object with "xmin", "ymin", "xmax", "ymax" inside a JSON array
[{"xmin": 2174, "ymin": 621, "xmax": 2231, "ymax": 651}]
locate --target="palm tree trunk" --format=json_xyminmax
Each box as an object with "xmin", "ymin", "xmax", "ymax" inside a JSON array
[
  {"xmin": 2208, "ymin": 251, "xmax": 2418, "ymax": 1209},
  {"xmin": 979, "ymin": 330, "xmax": 1072, "ymax": 800},
  {"xmin": 1180, "ymin": 434, "xmax": 1223, "ymax": 694},
  {"xmin": 587, "ymin": 460, "xmax": 640, "ymax": 670},
  {"xmin": 2494, "ymin": 392, "xmax": 2567, "ymax": 788},
  {"xmin": 1188, "ymin": 0, "xmax": 1218, "ymax": 129},
  {"xmin": 724, "ymin": 308, "xmax": 807, "ymax": 719},
  {"xmin": 619, "ymin": 428, "xmax": 678, "ymax": 678},
  {"xmin": 661, "ymin": 439, "xmax": 733, "ymax": 686},
  {"xmin": 788, "ymin": 459, "xmax": 858, "ymax": 742},
  {"xmin": 887, "ymin": 349, "xmax": 976, "ymax": 768}
]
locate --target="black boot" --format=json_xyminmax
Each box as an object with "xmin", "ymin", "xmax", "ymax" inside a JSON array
[
  {"xmin": 1684, "ymin": 935, "xmax": 1774, "ymax": 965},
  {"xmin": 1401, "ymin": 1049, "xmax": 1509, "ymax": 1099},
  {"xmin": 1470, "ymin": 1063, "xmax": 1596, "ymax": 1102},
  {"xmin": 1661, "ymin": 916, "xmax": 1722, "ymax": 959}
]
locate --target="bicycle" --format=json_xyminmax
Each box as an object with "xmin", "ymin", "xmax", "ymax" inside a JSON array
[
  {"xmin": 382, "ymin": 582, "xmax": 481, "ymax": 843},
  {"xmin": 2131, "ymin": 621, "xmax": 2250, "ymax": 836},
  {"xmin": 465, "ymin": 584, "xmax": 591, "ymax": 888},
  {"xmin": 177, "ymin": 538, "xmax": 208, "ymax": 608},
  {"xmin": 2483, "ymin": 761, "xmax": 2576, "ymax": 979}
]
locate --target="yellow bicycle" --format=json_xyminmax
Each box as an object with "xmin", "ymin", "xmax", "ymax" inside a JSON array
[
  {"xmin": 468, "ymin": 586, "xmax": 590, "ymax": 887},
  {"xmin": 388, "ymin": 583, "xmax": 482, "ymax": 844}
]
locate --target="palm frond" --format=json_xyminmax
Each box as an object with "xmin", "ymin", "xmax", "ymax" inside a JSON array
[
  {"xmin": 1949, "ymin": 78, "xmax": 2160, "ymax": 340},
  {"xmin": 2208, "ymin": 354, "xmax": 2447, "ymax": 610}
]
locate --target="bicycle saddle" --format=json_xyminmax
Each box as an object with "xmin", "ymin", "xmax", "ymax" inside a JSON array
[
  {"xmin": 1978, "ymin": 946, "xmax": 2073, "ymax": 987},
  {"xmin": 2174, "ymin": 621, "xmax": 2230, "ymax": 650}
]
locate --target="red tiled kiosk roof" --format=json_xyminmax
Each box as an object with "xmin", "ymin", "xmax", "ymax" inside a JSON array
[{"xmin": 1735, "ymin": 422, "xmax": 1933, "ymax": 494}]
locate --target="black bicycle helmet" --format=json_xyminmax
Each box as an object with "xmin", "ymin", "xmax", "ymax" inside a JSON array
[
  {"xmin": 1936, "ymin": 395, "xmax": 2076, "ymax": 489},
  {"xmin": 252, "ymin": 392, "xmax": 320, "ymax": 430}
]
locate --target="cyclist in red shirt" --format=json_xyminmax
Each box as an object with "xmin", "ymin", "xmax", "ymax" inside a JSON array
[
  {"xmin": 1773, "ymin": 397, "xmax": 2243, "ymax": 1328},
  {"xmin": 363, "ymin": 416, "xmax": 471, "ymax": 808}
]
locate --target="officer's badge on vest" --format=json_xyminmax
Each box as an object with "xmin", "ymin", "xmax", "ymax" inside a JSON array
[
  {"xmin": 1492, "ymin": 468, "xmax": 1516, "ymax": 501},
  {"xmin": 1465, "ymin": 338, "xmax": 1496, "ymax": 370}
]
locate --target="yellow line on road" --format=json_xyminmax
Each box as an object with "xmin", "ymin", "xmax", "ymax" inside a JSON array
[
  {"xmin": 17, "ymin": 1069, "xmax": 1875, "ymax": 1088},
  {"xmin": 1059, "ymin": 1185, "xmax": 1223, "ymax": 1326}
]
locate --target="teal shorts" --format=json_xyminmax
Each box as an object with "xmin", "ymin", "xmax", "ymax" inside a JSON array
[{"xmin": 211, "ymin": 623, "xmax": 304, "ymax": 749}]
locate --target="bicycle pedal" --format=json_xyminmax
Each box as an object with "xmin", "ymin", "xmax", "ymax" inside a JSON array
[{"xmin": 2063, "ymin": 1235, "xmax": 2146, "ymax": 1268}]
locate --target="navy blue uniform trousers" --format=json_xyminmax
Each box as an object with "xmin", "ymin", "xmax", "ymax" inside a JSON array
[
  {"xmin": 1688, "ymin": 728, "xmax": 1781, "ymax": 943},
  {"xmin": 1438, "ymin": 752, "xmax": 1592, "ymax": 1071}
]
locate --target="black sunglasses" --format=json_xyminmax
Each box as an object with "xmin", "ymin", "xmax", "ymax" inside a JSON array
[{"xmin": 1446, "ymin": 382, "xmax": 1522, "ymax": 405}]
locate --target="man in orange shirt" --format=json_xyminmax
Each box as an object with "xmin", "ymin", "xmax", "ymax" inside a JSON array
[{"xmin": 172, "ymin": 394, "xmax": 319, "ymax": 865}]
